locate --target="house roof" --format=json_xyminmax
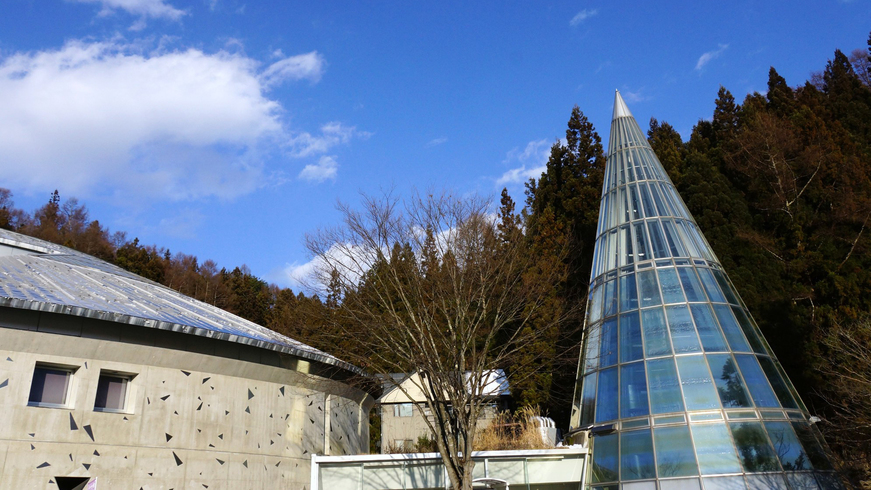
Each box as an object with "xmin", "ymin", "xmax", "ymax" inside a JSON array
[{"xmin": 0, "ymin": 228, "xmax": 359, "ymax": 374}]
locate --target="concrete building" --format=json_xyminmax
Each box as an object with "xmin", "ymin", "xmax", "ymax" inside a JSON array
[
  {"xmin": 0, "ymin": 229, "xmax": 376, "ymax": 489},
  {"xmin": 378, "ymin": 371, "xmax": 509, "ymax": 453},
  {"xmin": 569, "ymin": 92, "xmax": 840, "ymax": 489}
]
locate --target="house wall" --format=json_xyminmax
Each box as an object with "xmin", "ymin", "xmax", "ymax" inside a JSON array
[
  {"xmin": 0, "ymin": 309, "xmax": 374, "ymax": 489},
  {"xmin": 380, "ymin": 403, "xmax": 503, "ymax": 453}
]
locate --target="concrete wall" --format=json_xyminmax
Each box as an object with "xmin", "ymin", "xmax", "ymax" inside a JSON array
[{"xmin": 0, "ymin": 309, "xmax": 374, "ymax": 489}]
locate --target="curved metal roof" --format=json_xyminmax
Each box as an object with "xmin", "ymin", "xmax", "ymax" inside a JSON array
[{"xmin": 0, "ymin": 228, "xmax": 360, "ymax": 374}]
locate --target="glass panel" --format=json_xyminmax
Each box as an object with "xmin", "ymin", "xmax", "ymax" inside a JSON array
[
  {"xmin": 607, "ymin": 228, "xmax": 619, "ymax": 271},
  {"xmin": 28, "ymin": 367, "xmax": 71, "ymax": 406},
  {"xmin": 623, "ymin": 418, "xmax": 650, "ymax": 429},
  {"xmin": 603, "ymin": 280, "xmax": 618, "ymax": 318},
  {"xmin": 620, "ymin": 225, "xmax": 634, "ymax": 267},
  {"xmin": 637, "ymin": 269, "xmax": 661, "ymax": 307},
  {"xmin": 591, "ymin": 433, "xmax": 619, "ymax": 483},
  {"xmin": 713, "ymin": 305, "xmax": 752, "ymax": 352},
  {"xmin": 654, "ymin": 425, "xmax": 699, "ymax": 477},
  {"xmin": 620, "ymin": 186, "xmax": 630, "ymax": 223},
  {"xmin": 94, "ymin": 374, "xmax": 127, "ymax": 411},
  {"xmin": 588, "ymin": 284, "xmax": 603, "ymax": 324},
  {"xmin": 677, "ymin": 267, "xmax": 706, "ymax": 302},
  {"xmin": 764, "ymin": 421, "xmax": 812, "ymax": 470},
  {"xmin": 701, "ymin": 476, "xmax": 746, "ymax": 490},
  {"xmin": 620, "ymin": 312, "xmax": 644, "ymax": 363},
  {"xmin": 691, "ymin": 304, "xmax": 728, "ymax": 352},
  {"xmin": 600, "ymin": 318, "xmax": 618, "ymax": 368},
  {"xmin": 648, "ymin": 220, "xmax": 670, "ymax": 259},
  {"xmin": 596, "ymin": 367, "xmax": 619, "ymax": 423},
  {"xmin": 647, "ymin": 358, "xmax": 684, "ymax": 414},
  {"xmin": 712, "ymin": 270, "xmax": 739, "ymax": 304},
  {"xmin": 599, "ymin": 192, "xmax": 610, "ymax": 235},
  {"xmin": 707, "ymin": 354, "xmax": 752, "ymax": 408},
  {"xmin": 584, "ymin": 323, "xmax": 601, "ymax": 373},
  {"xmin": 639, "ymin": 183, "xmax": 657, "ymax": 218},
  {"xmin": 641, "ymin": 308, "xmax": 671, "ymax": 357},
  {"xmin": 661, "ymin": 219, "xmax": 688, "ymax": 257},
  {"xmin": 621, "ymin": 430, "xmax": 656, "ymax": 480},
  {"xmin": 650, "ymin": 182, "xmax": 671, "ymax": 216},
  {"xmin": 579, "ymin": 373, "xmax": 598, "ymax": 426},
  {"xmin": 735, "ymin": 355, "xmax": 780, "ymax": 408},
  {"xmin": 634, "ymin": 222, "xmax": 651, "ymax": 262},
  {"xmin": 658, "ymin": 267, "xmax": 685, "ymax": 304},
  {"xmin": 791, "ymin": 422, "xmax": 833, "ymax": 470},
  {"xmin": 690, "ymin": 423, "xmax": 742, "ymax": 475},
  {"xmin": 697, "ymin": 268, "xmax": 726, "ymax": 303},
  {"xmin": 758, "ymin": 357, "xmax": 798, "ymax": 409},
  {"xmin": 667, "ymin": 305, "xmax": 702, "ymax": 353},
  {"xmin": 619, "ymin": 273, "xmax": 639, "ymax": 312},
  {"xmin": 674, "ymin": 220, "xmax": 700, "ymax": 258},
  {"xmin": 676, "ymin": 356, "xmax": 720, "ymax": 410},
  {"xmin": 731, "ymin": 307, "xmax": 766, "ymax": 354},
  {"xmin": 629, "ymin": 184, "xmax": 643, "ymax": 220},
  {"xmin": 729, "ymin": 421, "xmax": 781, "ymax": 472},
  {"xmin": 621, "ymin": 362, "xmax": 649, "ymax": 418}
]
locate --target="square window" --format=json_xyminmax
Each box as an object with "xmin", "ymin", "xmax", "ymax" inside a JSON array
[
  {"xmin": 29, "ymin": 365, "xmax": 75, "ymax": 408},
  {"xmin": 94, "ymin": 372, "xmax": 131, "ymax": 412},
  {"xmin": 394, "ymin": 403, "xmax": 414, "ymax": 417}
]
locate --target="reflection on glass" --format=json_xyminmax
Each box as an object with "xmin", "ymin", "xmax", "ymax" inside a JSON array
[
  {"xmin": 658, "ymin": 267, "xmax": 685, "ymax": 304},
  {"xmin": 600, "ymin": 318, "xmax": 618, "ymax": 368},
  {"xmin": 697, "ymin": 268, "xmax": 726, "ymax": 303},
  {"xmin": 712, "ymin": 269, "xmax": 739, "ymax": 304},
  {"xmin": 666, "ymin": 305, "xmax": 702, "ymax": 353},
  {"xmin": 735, "ymin": 355, "xmax": 780, "ymax": 408},
  {"xmin": 713, "ymin": 305, "xmax": 751, "ymax": 352},
  {"xmin": 638, "ymin": 183, "xmax": 656, "ymax": 217},
  {"xmin": 661, "ymin": 219, "xmax": 687, "ymax": 257},
  {"xmin": 589, "ymin": 284, "xmax": 603, "ymax": 324},
  {"xmin": 603, "ymin": 280, "xmax": 618, "ymax": 318},
  {"xmin": 641, "ymin": 308, "xmax": 672, "ymax": 357},
  {"xmin": 647, "ymin": 358, "xmax": 684, "ymax": 414},
  {"xmin": 621, "ymin": 362, "xmax": 649, "ymax": 418},
  {"xmin": 654, "ymin": 425, "xmax": 699, "ymax": 477},
  {"xmin": 620, "ymin": 312, "xmax": 644, "ymax": 363},
  {"xmin": 678, "ymin": 268, "xmax": 706, "ymax": 302},
  {"xmin": 691, "ymin": 304, "xmax": 728, "ymax": 352},
  {"xmin": 584, "ymin": 323, "xmax": 601, "ymax": 374},
  {"xmin": 596, "ymin": 367, "xmax": 618, "ymax": 423},
  {"xmin": 706, "ymin": 354, "xmax": 751, "ymax": 408},
  {"xmin": 690, "ymin": 423, "xmax": 742, "ymax": 475},
  {"xmin": 791, "ymin": 422, "xmax": 832, "ymax": 470},
  {"xmin": 650, "ymin": 182, "xmax": 671, "ymax": 216},
  {"xmin": 592, "ymin": 433, "xmax": 619, "ymax": 483},
  {"xmin": 619, "ymin": 274, "xmax": 638, "ymax": 312},
  {"xmin": 638, "ymin": 269, "xmax": 661, "ymax": 307},
  {"xmin": 729, "ymin": 421, "xmax": 781, "ymax": 472},
  {"xmin": 758, "ymin": 357, "xmax": 798, "ymax": 409},
  {"xmin": 629, "ymin": 184, "xmax": 643, "ymax": 220},
  {"xmin": 731, "ymin": 307, "xmax": 766, "ymax": 354},
  {"xmin": 579, "ymin": 373, "xmax": 597, "ymax": 426},
  {"xmin": 764, "ymin": 421, "xmax": 812, "ymax": 470},
  {"xmin": 676, "ymin": 356, "xmax": 721, "ymax": 410},
  {"xmin": 621, "ymin": 430, "xmax": 656, "ymax": 480},
  {"xmin": 620, "ymin": 225, "xmax": 634, "ymax": 267}
]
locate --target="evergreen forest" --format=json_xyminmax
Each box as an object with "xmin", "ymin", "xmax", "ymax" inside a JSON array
[{"xmin": 2, "ymin": 31, "xmax": 871, "ymax": 487}]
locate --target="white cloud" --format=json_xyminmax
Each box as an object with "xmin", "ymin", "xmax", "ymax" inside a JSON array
[
  {"xmin": 425, "ymin": 137, "xmax": 447, "ymax": 148},
  {"xmin": 260, "ymin": 51, "xmax": 325, "ymax": 87},
  {"xmin": 157, "ymin": 208, "xmax": 204, "ymax": 239},
  {"xmin": 497, "ymin": 138, "xmax": 552, "ymax": 186},
  {"xmin": 286, "ymin": 122, "xmax": 371, "ymax": 158},
  {"xmin": 0, "ymin": 39, "xmax": 344, "ymax": 201},
  {"xmin": 71, "ymin": 0, "xmax": 186, "ymax": 28},
  {"xmin": 621, "ymin": 88, "xmax": 649, "ymax": 103},
  {"xmin": 570, "ymin": 9, "xmax": 598, "ymax": 26},
  {"xmin": 298, "ymin": 155, "xmax": 338, "ymax": 183},
  {"xmin": 695, "ymin": 44, "xmax": 729, "ymax": 71}
]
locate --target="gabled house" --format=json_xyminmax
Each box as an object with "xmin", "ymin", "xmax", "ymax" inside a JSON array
[{"xmin": 377, "ymin": 370, "xmax": 510, "ymax": 453}]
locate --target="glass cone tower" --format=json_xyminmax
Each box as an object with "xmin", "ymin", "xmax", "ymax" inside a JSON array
[{"xmin": 570, "ymin": 91, "xmax": 839, "ymax": 490}]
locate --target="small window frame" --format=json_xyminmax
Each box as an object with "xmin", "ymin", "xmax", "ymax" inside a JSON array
[
  {"xmin": 28, "ymin": 363, "xmax": 78, "ymax": 409},
  {"xmin": 93, "ymin": 370, "xmax": 136, "ymax": 413}
]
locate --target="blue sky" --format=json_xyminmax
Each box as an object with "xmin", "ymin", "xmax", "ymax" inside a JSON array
[{"xmin": 1, "ymin": 0, "xmax": 869, "ymax": 291}]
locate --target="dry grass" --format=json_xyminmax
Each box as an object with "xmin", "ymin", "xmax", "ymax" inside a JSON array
[{"xmin": 473, "ymin": 407, "xmax": 554, "ymax": 451}]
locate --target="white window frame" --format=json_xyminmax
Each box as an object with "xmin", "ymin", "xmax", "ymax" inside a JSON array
[
  {"xmin": 28, "ymin": 363, "xmax": 78, "ymax": 409},
  {"xmin": 93, "ymin": 370, "xmax": 135, "ymax": 413}
]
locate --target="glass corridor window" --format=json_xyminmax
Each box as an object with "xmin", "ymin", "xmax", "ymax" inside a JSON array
[
  {"xmin": 735, "ymin": 355, "xmax": 780, "ymax": 408},
  {"xmin": 646, "ymin": 358, "xmax": 684, "ymax": 414},
  {"xmin": 729, "ymin": 422, "xmax": 781, "ymax": 472},
  {"xmin": 690, "ymin": 423, "xmax": 741, "ymax": 474},
  {"xmin": 596, "ymin": 367, "xmax": 618, "ymax": 423},
  {"xmin": 666, "ymin": 305, "xmax": 701, "ymax": 353},
  {"xmin": 676, "ymin": 356, "xmax": 720, "ymax": 410},
  {"xmin": 641, "ymin": 308, "xmax": 671, "ymax": 357},
  {"xmin": 764, "ymin": 421, "xmax": 812, "ymax": 470},
  {"xmin": 619, "ymin": 274, "xmax": 638, "ymax": 312},
  {"xmin": 592, "ymin": 433, "xmax": 619, "ymax": 483},
  {"xmin": 706, "ymin": 354, "xmax": 751, "ymax": 408},
  {"xmin": 620, "ymin": 312, "xmax": 644, "ymax": 363},
  {"xmin": 621, "ymin": 430, "xmax": 656, "ymax": 480},
  {"xmin": 620, "ymin": 362, "xmax": 648, "ymax": 418},
  {"xmin": 691, "ymin": 304, "xmax": 728, "ymax": 352},
  {"xmin": 637, "ymin": 270, "xmax": 661, "ymax": 307},
  {"xmin": 657, "ymin": 267, "xmax": 684, "ymax": 304}
]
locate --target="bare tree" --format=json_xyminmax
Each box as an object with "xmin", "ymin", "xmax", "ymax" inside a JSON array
[{"xmin": 304, "ymin": 190, "xmax": 569, "ymax": 490}]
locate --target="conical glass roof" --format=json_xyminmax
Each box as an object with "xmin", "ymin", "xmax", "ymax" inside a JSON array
[{"xmin": 570, "ymin": 91, "xmax": 839, "ymax": 489}]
